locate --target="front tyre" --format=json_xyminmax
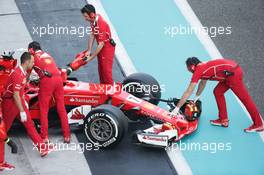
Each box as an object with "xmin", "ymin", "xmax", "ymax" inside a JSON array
[{"xmin": 83, "ymin": 105, "xmax": 128, "ymax": 148}]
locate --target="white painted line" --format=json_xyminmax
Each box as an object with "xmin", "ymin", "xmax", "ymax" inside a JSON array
[
  {"xmin": 87, "ymin": 0, "xmax": 137, "ymax": 76},
  {"xmin": 167, "ymin": 146, "xmax": 193, "ymax": 175},
  {"xmin": 174, "ymin": 0, "xmax": 264, "ymax": 142}
]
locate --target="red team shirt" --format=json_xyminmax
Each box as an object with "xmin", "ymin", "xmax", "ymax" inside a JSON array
[
  {"xmin": 90, "ymin": 14, "xmax": 112, "ymax": 44},
  {"xmin": 2, "ymin": 66, "xmax": 27, "ymax": 98},
  {"xmin": 191, "ymin": 59, "xmax": 238, "ymax": 83},
  {"xmin": 33, "ymin": 50, "xmax": 60, "ymax": 75}
]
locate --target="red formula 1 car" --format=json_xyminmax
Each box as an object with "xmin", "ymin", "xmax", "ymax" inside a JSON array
[{"xmin": 0, "ymin": 51, "xmax": 202, "ymax": 148}]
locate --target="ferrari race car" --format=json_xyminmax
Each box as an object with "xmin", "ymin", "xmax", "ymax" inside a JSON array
[{"xmin": 0, "ymin": 51, "xmax": 202, "ymax": 148}]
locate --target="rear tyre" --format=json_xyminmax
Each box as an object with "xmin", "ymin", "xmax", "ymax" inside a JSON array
[
  {"xmin": 123, "ymin": 73, "xmax": 161, "ymax": 121},
  {"xmin": 123, "ymin": 73, "xmax": 161, "ymax": 105}
]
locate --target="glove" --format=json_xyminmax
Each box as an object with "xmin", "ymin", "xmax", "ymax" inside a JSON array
[
  {"xmin": 66, "ymin": 67, "xmax": 73, "ymax": 75},
  {"xmin": 193, "ymin": 95, "xmax": 200, "ymax": 103},
  {"xmin": 20, "ymin": 112, "xmax": 27, "ymax": 122},
  {"xmin": 170, "ymin": 107, "xmax": 180, "ymax": 116}
]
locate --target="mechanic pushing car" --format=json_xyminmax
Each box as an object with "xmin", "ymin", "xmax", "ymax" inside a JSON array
[
  {"xmin": 0, "ymin": 53, "xmax": 53, "ymax": 168},
  {"xmin": 28, "ymin": 42, "xmax": 71, "ymax": 143},
  {"xmin": 171, "ymin": 57, "xmax": 264, "ymax": 132},
  {"xmin": 79, "ymin": 4, "xmax": 116, "ymax": 84}
]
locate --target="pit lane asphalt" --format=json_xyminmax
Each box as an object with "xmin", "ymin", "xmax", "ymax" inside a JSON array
[
  {"xmin": 13, "ymin": 0, "xmax": 264, "ymax": 174},
  {"xmin": 15, "ymin": 0, "xmax": 177, "ymax": 175}
]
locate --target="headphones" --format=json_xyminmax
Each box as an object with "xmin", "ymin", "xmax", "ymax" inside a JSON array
[
  {"xmin": 28, "ymin": 48, "xmax": 35, "ymax": 55},
  {"xmin": 188, "ymin": 64, "xmax": 196, "ymax": 72},
  {"xmin": 186, "ymin": 57, "xmax": 200, "ymax": 72},
  {"xmin": 89, "ymin": 12, "xmax": 95, "ymax": 19},
  {"xmin": 84, "ymin": 6, "xmax": 96, "ymax": 19}
]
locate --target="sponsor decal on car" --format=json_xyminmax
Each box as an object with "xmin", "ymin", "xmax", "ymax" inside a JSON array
[
  {"xmin": 142, "ymin": 135, "xmax": 168, "ymax": 142},
  {"xmin": 69, "ymin": 97, "xmax": 98, "ymax": 104}
]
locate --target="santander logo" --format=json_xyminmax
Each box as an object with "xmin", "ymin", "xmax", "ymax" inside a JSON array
[{"xmin": 69, "ymin": 97, "xmax": 98, "ymax": 104}]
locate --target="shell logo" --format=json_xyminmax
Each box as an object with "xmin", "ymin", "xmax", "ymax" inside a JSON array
[{"xmin": 44, "ymin": 58, "xmax": 52, "ymax": 64}]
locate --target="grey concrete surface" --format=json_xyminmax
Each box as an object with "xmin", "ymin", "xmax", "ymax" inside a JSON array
[
  {"xmin": 0, "ymin": 0, "xmax": 31, "ymax": 61},
  {"xmin": 3, "ymin": 136, "xmax": 35, "ymax": 175},
  {"xmin": 19, "ymin": 131, "xmax": 91, "ymax": 175},
  {"xmin": 188, "ymin": 0, "xmax": 264, "ymax": 117}
]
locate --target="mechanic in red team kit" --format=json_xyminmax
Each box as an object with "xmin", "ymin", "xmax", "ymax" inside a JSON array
[
  {"xmin": 0, "ymin": 53, "xmax": 53, "ymax": 171},
  {"xmin": 80, "ymin": 4, "xmax": 116, "ymax": 84},
  {"xmin": 171, "ymin": 57, "xmax": 264, "ymax": 132},
  {"xmin": 28, "ymin": 42, "xmax": 71, "ymax": 143},
  {"xmin": 0, "ymin": 113, "xmax": 15, "ymax": 171}
]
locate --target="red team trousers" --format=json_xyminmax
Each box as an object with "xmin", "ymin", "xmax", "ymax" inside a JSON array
[
  {"xmin": 97, "ymin": 46, "xmax": 115, "ymax": 84},
  {"xmin": 0, "ymin": 99, "xmax": 43, "ymax": 163},
  {"xmin": 38, "ymin": 76, "xmax": 70, "ymax": 139},
  {"xmin": 213, "ymin": 66, "xmax": 263, "ymax": 126}
]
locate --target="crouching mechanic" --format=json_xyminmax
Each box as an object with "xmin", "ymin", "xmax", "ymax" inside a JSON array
[
  {"xmin": 68, "ymin": 4, "xmax": 116, "ymax": 84},
  {"xmin": 171, "ymin": 57, "xmax": 264, "ymax": 132},
  {"xmin": 28, "ymin": 41, "xmax": 71, "ymax": 143},
  {"xmin": 1, "ymin": 52, "xmax": 53, "ymax": 163}
]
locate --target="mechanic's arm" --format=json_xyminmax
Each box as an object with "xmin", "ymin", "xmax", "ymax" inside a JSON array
[
  {"xmin": 13, "ymin": 91, "xmax": 27, "ymax": 122},
  {"xmin": 195, "ymin": 80, "xmax": 207, "ymax": 96},
  {"xmin": 87, "ymin": 33, "xmax": 95, "ymax": 55},
  {"xmin": 177, "ymin": 82, "xmax": 197, "ymax": 108},
  {"xmin": 86, "ymin": 41, "xmax": 105, "ymax": 62},
  {"xmin": 13, "ymin": 91, "xmax": 24, "ymax": 112}
]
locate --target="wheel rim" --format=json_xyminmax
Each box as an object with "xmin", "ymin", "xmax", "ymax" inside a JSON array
[{"xmin": 90, "ymin": 118, "xmax": 113, "ymax": 142}]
